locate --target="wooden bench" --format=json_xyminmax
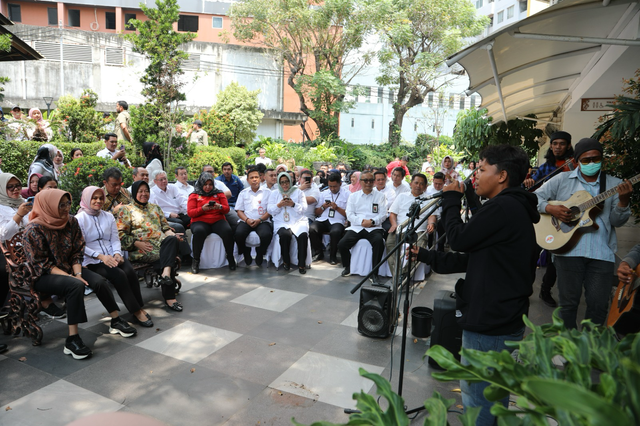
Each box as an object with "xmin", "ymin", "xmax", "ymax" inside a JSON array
[{"xmin": 1, "ymin": 232, "xmax": 44, "ymax": 346}]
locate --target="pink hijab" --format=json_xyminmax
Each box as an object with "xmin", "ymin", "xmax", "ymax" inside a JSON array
[
  {"xmin": 348, "ymin": 172, "xmax": 361, "ymax": 193},
  {"xmin": 79, "ymin": 186, "xmax": 103, "ymax": 216},
  {"xmin": 28, "ymin": 108, "xmax": 44, "ymax": 123}
]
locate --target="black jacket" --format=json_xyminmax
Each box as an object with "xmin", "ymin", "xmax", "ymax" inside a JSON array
[{"xmin": 418, "ymin": 187, "xmax": 540, "ymax": 335}]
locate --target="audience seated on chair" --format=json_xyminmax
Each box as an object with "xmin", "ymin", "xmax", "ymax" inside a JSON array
[
  {"xmin": 310, "ymin": 172, "xmax": 349, "ymax": 265},
  {"xmin": 234, "ymin": 166, "xmax": 272, "ymax": 267},
  {"xmin": 268, "ymin": 172, "xmax": 309, "ymax": 274},
  {"xmin": 101, "ymin": 167, "xmax": 131, "ymax": 214},
  {"xmin": 127, "ymin": 167, "xmax": 149, "ymax": 193},
  {"xmin": 337, "ymin": 170, "xmax": 388, "ymax": 285},
  {"xmin": 171, "ymin": 166, "xmax": 194, "ymax": 200},
  {"xmin": 373, "ymin": 169, "xmax": 395, "ymax": 235},
  {"xmin": 298, "ymin": 169, "xmax": 320, "ymax": 225},
  {"xmin": 150, "ymin": 170, "xmax": 190, "ymax": 230}
]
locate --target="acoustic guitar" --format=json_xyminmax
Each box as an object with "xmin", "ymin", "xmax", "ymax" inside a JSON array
[
  {"xmin": 607, "ymin": 264, "xmax": 640, "ymax": 334},
  {"xmin": 535, "ymin": 174, "xmax": 640, "ymax": 253}
]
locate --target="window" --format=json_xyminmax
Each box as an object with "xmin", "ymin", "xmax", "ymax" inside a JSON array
[
  {"xmin": 377, "ymin": 87, "xmax": 383, "ymax": 104},
  {"xmin": 388, "ymin": 90, "xmax": 394, "ymax": 104},
  {"xmin": 507, "ymin": 6, "xmax": 514, "ymax": 19},
  {"xmin": 519, "ymin": 0, "xmax": 528, "ymax": 13},
  {"xmin": 414, "ymin": 123, "xmax": 418, "ymax": 131},
  {"xmin": 8, "ymin": 4, "xmax": 21, "ymax": 22},
  {"xmin": 48, "ymin": 8, "xmax": 58, "ymax": 26},
  {"xmin": 475, "ymin": 0, "xmax": 483, "ymax": 8},
  {"xmin": 125, "ymin": 13, "xmax": 136, "ymax": 30},
  {"xmin": 497, "ymin": 10, "xmax": 504, "ymax": 23},
  {"xmin": 351, "ymin": 118, "xmax": 354, "ymax": 128},
  {"xmin": 371, "ymin": 119, "xmax": 375, "ymax": 129},
  {"xmin": 68, "ymin": 9, "xmax": 80, "ymax": 27},
  {"xmin": 427, "ymin": 92, "xmax": 434, "ymax": 107},
  {"xmin": 438, "ymin": 93, "xmax": 444, "ymax": 108},
  {"xmin": 178, "ymin": 15, "xmax": 198, "ymax": 32},
  {"xmin": 470, "ymin": 95, "xmax": 478, "ymax": 108},
  {"xmin": 449, "ymin": 95, "xmax": 455, "ymax": 109},
  {"xmin": 364, "ymin": 86, "xmax": 371, "ymax": 103},
  {"xmin": 212, "ymin": 17, "xmax": 223, "ymax": 29},
  {"xmin": 105, "ymin": 12, "xmax": 116, "ymax": 30},
  {"xmin": 489, "ymin": 0, "xmax": 494, "ymax": 2},
  {"xmin": 459, "ymin": 96, "xmax": 466, "ymax": 110}
]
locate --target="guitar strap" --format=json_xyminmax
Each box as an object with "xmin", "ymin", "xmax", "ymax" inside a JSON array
[{"xmin": 596, "ymin": 171, "xmax": 607, "ymax": 211}]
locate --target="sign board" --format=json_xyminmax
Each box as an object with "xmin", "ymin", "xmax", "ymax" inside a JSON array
[{"xmin": 580, "ymin": 98, "xmax": 616, "ymax": 111}]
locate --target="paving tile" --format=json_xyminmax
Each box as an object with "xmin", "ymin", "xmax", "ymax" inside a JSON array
[
  {"xmin": 230, "ymin": 286, "xmax": 307, "ymax": 312},
  {"xmin": 310, "ymin": 324, "xmax": 393, "ymax": 368},
  {"xmin": 285, "ymin": 294, "xmax": 359, "ymax": 325},
  {"xmin": 269, "ymin": 351, "xmax": 385, "ymax": 409},
  {"xmin": 0, "ymin": 357, "xmax": 59, "ymax": 406},
  {"xmin": 192, "ymin": 301, "xmax": 278, "ymax": 334},
  {"xmin": 197, "ymin": 335, "xmax": 307, "ymax": 386},
  {"xmin": 0, "ymin": 380, "xmax": 123, "ymax": 426},
  {"xmin": 245, "ymin": 312, "xmax": 337, "ymax": 351},
  {"xmin": 136, "ymin": 320, "xmax": 241, "ymax": 363},
  {"xmin": 261, "ymin": 273, "xmax": 328, "ymax": 294},
  {"xmin": 310, "ymin": 278, "xmax": 364, "ymax": 302}
]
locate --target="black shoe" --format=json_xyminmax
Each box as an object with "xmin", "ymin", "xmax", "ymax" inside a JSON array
[
  {"xmin": 41, "ymin": 303, "xmax": 67, "ymax": 319},
  {"xmin": 299, "ymin": 267, "xmax": 306, "ymax": 274},
  {"xmin": 109, "ymin": 317, "xmax": 137, "ymax": 338},
  {"xmin": 341, "ymin": 267, "xmax": 351, "ymax": 277},
  {"xmin": 283, "ymin": 262, "xmax": 291, "ymax": 271},
  {"xmin": 191, "ymin": 259, "xmax": 200, "ymax": 274},
  {"xmin": 165, "ymin": 301, "xmax": 183, "ymax": 312},
  {"xmin": 539, "ymin": 291, "xmax": 557, "ymax": 307},
  {"xmin": 312, "ymin": 252, "xmax": 324, "ymax": 262},
  {"xmin": 135, "ymin": 315, "xmax": 154, "ymax": 328},
  {"xmin": 229, "ymin": 259, "xmax": 237, "ymax": 271},
  {"xmin": 244, "ymin": 249, "xmax": 253, "ymax": 266},
  {"xmin": 64, "ymin": 334, "xmax": 92, "ymax": 360},
  {"xmin": 329, "ymin": 257, "xmax": 338, "ymax": 265},
  {"xmin": 255, "ymin": 254, "xmax": 264, "ymax": 267},
  {"xmin": 370, "ymin": 274, "xmax": 383, "ymax": 286},
  {"xmin": 0, "ymin": 343, "xmax": 7, "ymax": 353}
]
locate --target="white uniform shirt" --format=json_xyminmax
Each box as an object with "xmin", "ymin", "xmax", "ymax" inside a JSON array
[
  {"xmin": 268, "ymin": 189, "xmax": 308, "ymax": 236},
  {"xmin": 345, "ymin": 190, "xmax": 388, "ymax": 233},
  {"xmin": 389, "ymin": 192, "xmax": 429, "ymax": 233},
  {"xmin": 301, "ymin": 184, "xmax": 320, "ymax": 220},
  {"xmin": 374, "ymin": 185, "xmax": 396, "ymax": 210},
  {"xmin": 235, "ymin": 186, "xmax": 271, "ymax": 221},
  {"xmin": 149, "ymin": 185, "xmax": 187, "ymax": 217},
  {"xmin": 96, "ymin": 147, "xmax": 131, "ymax": 167},
  {"xmin": 0, "ymin": 204, "xmax": 28, "ymax": 242},
  {"xmin": 171, "ymin": 181, "xmax": 194, "ymax": 198},
  {"xmin": 426, "ymin": 184, "xmax": 442, "ymax": 217},
  {"xmin": 255, "ymin": 156, "xmax": 273, "ymax": 166},
  {"xmin": 76, "ymin": 210, "xmax": 122, "ymax": 266},
  {"xmin": 316, "ymin": 187, "xmax": 350, "ymax": 225},
  {"xmin": 391, "ymin": 180, "xmax": 411, "ymax": 197}
]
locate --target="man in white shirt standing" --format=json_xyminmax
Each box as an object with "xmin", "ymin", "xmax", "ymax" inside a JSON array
[
  {"xmin": 390, "ymin": 167, "xmax": 411, "ymax": 198},
  {"xmin": 338, "ymin": 170, "xmax": 388, "ymax": 285},
  {"xmin": 385, "ymin": 173, "xmax": 435, "ymax": 278},
  {"xmin": 254, "ymin": 148, "xmax": 272, "ymax": 166},
  {"xmin": 421, "ymin": 154, "xmax": 434, "ymax": 173},
  {"xmin": 235, "ymin": 166, "xmax": 273, "ymax": 266},
  {"xmin": 97, "ymin": 132, "xmax": 131, "ymax": 167},
  {"xmin": 310, "ymin": 173, "xmax": 349, "ymax": 265}
]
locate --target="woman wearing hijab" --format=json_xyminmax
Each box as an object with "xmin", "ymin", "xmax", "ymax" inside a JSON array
[
  {"xmin": 116, "ymin": 181, "xmax": 183, "ymax": 312},
  {"xmin": 440, "ymin": 155, "xmax": 461, "ymax": 185},
  {"xmin": 268, "ymin": 172, "xmax": 309, "ymax": 274},
  {"xmin": 22, "ymin": 189, "xmax": 137, "ymax": 360},
  {"xmin": 53, "ymin": 149, "xmax": 64, "ymax": 175},
  {"xmin": 20, "ymin": 173, "xmax": 42, "ymax": 199},
  {"xmin": 76, "ymin": 186, "xmax": 153, "ymax": 327},
  {"xmin": 26, "ymin": 108, "xmax": 52, "ymax": 141},
  {"xmin": 348, "ymin": 171, "xmax": 361, "ymax": 193},
  {"xmin": 27, "ymin": 143, "xmax": 58, "ymax": 181},
  {"xmin": 187, "ymin": 172, "xmax": 235, "ymax": 274},
  {"xmin": 143, "ymin": 142, "xmax": 163, "ymax": 189}
]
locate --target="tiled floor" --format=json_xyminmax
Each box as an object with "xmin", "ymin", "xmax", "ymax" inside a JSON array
[{"xmin": 0, "ymin": 235, "xmax": 602, "ymax": 425}]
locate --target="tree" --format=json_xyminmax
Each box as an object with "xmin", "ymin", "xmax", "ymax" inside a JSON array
[
  {"xmin": 213, "ymin": 82, "xmax": 264, "ymax": 145},
  {"xmin": 124, "ymin": 0, "xmax": 195, "ymax": 166},
  {"xmin": 50, "ymin": 89, "xmax": 104, "ymax": 143},
  {"xmin": 0, "ymin": 34, "xmax": 11, "ymax": 103},
  {"xmin": 227, "ymin": 0, "xmax": 372, "ymax": 139},
  {"xmin": 453, "ymin": 108, "xmax": 543, "ymax": 158},
  {"xmin": 369, "ymin": 0, "xmax": 488, "ymax": 146}
]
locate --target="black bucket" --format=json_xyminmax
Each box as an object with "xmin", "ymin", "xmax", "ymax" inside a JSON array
[{"xmin": 411, "ymin": 307, "xmax": 433, "ymax": 338}]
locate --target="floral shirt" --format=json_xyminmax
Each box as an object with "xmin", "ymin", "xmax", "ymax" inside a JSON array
[
  {"xmin": 102, "ymin": 186, "xmax": 132, "ymax": 213},
  {"xmin": 116, "ymin": 200, "xmax": 171, "ymax": 263},
  {"xmin": 23, "ymin": 217, "xmax": 85, "ymax": 280}
]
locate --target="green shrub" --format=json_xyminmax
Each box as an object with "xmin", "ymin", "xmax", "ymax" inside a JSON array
[
  {"xmin": 197, "ymin": 146, "xmax": 246, "ymax": 174},
  {"xmin": 59, "ymin": 156, "xmax": 133, "ymax": 212},
  {"xmin": 187, "ymin": 151, "xmax": 238, "ymax": 180},
  {"xmin": 50, "ymin": 89, "xmax": 106, "ymax": 143}
]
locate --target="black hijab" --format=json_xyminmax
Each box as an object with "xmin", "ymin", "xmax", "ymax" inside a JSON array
[
  {"xmin": 194, "ymin": 172, "xmax": 221, "ymax": 197},
  {"xmin": 131, "ymin": 180, "xmax": 150, "ymax": 207},
  {"xmin": 143, "ymin": 142, "xmax": 163, "ymax": 167}
]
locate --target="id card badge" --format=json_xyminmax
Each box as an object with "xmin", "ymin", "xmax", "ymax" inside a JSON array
[
  {"xmin": 372, "ymin": 203, "xmax": 379, "ymax": 214},
  {"xmin": 328, "ymin": 208, "xmax": 335, "ymax": 218},
  {"xmin": 283, "ymin": 210, "xmax": 290, "ymax": 222},
  {"xmin": 258, "ymin": 206, "xmax": 264, "ymax": 215}
]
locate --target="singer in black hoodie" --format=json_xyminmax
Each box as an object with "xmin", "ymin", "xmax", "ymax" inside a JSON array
[{"xmin": 411, "ymin": 145, "xmax": 540, "ymax": 426}]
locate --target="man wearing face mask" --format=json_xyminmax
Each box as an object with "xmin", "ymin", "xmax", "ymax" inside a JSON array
[{"xmin": 535, "ymin": 138, "xmax": 633, "ymax": 329}]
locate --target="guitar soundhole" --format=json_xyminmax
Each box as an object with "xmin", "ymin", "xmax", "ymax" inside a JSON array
[{"xmin": 569, "ymin": 207, "xmax": 581, "ymax": 221}]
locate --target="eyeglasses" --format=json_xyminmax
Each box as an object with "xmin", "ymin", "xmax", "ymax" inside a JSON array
[
  {"xmin": 579, "ymin": 156, "xmax": 602, "ymax": 165},
  {"xmin": 6, "ymin": 184, "xmax": 21, "ymax": 191},
  {"xmin": 58, "ymin": 201, "xmax": 72, "ymax": 209},
  {"xmin": 360, "ymin": 179, "xmax": 375, "ymax": 183}
]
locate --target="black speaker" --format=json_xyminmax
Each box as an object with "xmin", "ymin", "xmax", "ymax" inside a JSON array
[
  {"xmin": 428, "ymin": 289, "xmax": 462, "ymax": 369},
  {"xmin": 358, "ymin": 286, "xmax": 392, "ymax": 338}
]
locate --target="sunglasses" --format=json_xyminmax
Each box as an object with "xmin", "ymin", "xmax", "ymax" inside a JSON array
[
  {"xmin": 6, "ymin": 184, "xmax": 21, "ymax": 191},
  {"xmin": 579, "ymin": 156, "xmax": 602, "ymax": 165},
  {"xmin": 360, "ymin": 179, "xmax": 375, "ymax": 183}
]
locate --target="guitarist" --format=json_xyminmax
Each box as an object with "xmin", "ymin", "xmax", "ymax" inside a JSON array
[
  {"xmin": 524, "ymin": 131, "xmax": 575, "ymax": 308},
  {"xmin": 614, "ymin": 243, "xmax": 640, "ymax": 334},
  {"xmin": 535, "ymin": 138, "xmax": 633, "ymax": 329}
]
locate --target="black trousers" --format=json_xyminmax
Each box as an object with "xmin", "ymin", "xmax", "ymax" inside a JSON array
[
  {"xmin": 167, "ymin": 213, "xmax": 191, "ymax": 229},
  {"xmin": 235, "ymin": 221, "xmax": 273, "ymax": 256},
  {"xmin": 165, "ymin": 220, "xmax": 192, "ymax": 258},
  {"xmin": 87, "ymin": 259, "xmax": 143, "ymax": 315},
  {"xmin": 338, "ymin": 229, "xmax": 385, "ymax": 274},
  {"xmin": 277, "ymin": 228, "xmax": 308, "ymax": 266},
  {"xmin": 540, "ymin": 249, "xmax": 557, "ymax": 292},
  {"xmin": 191, "ymin": 220, "xmax": 234, "ymax": 261},
  {"xmin": 225, "ymin": 208, "xmax": 240, "ymax": 233},
  {"xmin": 33, "ymin": 268, "xmax": 119, "ymax": 325},
  {"xmin": 0, "ymin": 255, "xmax": 8, "ymax": 307},
  {"xmin": 154, "ymin": 236, "xmax": 179, "ymax": 300},
  {"xmin": 309, "ymin": 220, "xmax": 345, "ymax": 258}
]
